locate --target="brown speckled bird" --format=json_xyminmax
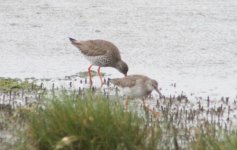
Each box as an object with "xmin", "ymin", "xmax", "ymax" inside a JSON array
[
  {"xmin": 110, "ymin": 74, "xmax": 162, "ymax": 111},
  {"xmin": 69, "ymin": 38, "xmax": 128, "ymax": 87}
]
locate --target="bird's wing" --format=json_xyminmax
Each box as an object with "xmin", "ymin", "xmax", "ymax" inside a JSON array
[
  {"xmin": 110, "ymin": 75, "xmax": 143, "ymax": 88},
  {"xmin": 78, "ymin": 40, "xmax": 117, "ymax": 56}
]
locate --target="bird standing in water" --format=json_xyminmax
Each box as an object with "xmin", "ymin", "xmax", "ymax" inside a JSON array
[
  {"xmin": 110, "ymin": 74, "xmax": 162, "ymax": 112},
  {"xmin": 69, "ymin": 38, "xmax": 128, "ymax": 87}
]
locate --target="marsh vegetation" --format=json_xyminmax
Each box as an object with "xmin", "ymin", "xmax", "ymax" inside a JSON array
[{"xmin": 0, "ymin": 77, "xmax": 237, "ymax": 150}]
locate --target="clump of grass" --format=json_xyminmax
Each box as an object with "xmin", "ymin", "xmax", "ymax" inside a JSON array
[
  {"xmin": 78, "ymin": 70, "xmax": 105, "ymax": 78},
  {"xmin": 191, "ymin": 126, "xmax": 237, "ymax": 150},
  {"xmin": 227, "ymin": 133, "xmax": 237, "ymax": 149},
  {"xmin": 20, "ymin": 92, "xmax": 161, "ymax": 150},
  {"xmin": 0, "ymin": 77, "xmax": 39, "ymax": 92}
]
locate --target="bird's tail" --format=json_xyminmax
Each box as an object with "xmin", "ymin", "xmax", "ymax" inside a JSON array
[
  {"xmin": 69, "ymin": 37, "xmax": 82, "ymax": 44},
  {"xmin": 69, "ymin": 37, "xmax": 76, "ymax": 42}
]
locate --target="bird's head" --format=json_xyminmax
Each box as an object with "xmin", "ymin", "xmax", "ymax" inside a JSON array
[
  {"xmin": 116, "ymin": 60, "xmax": 128, "ymax": 76},
  {"xmin": 148, "ymin": 79, "xmax": 162, "ymax": 97}
]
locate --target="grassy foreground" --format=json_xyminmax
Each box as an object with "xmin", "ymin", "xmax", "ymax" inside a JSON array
[
  {"xmin": 0, "ymin": 80, "xmax": 237, "ymax": 149},
  {"xmin": 18, "ymin": 92, "xmax": 161, "ymax": 150},
  {"xmin": 13, "ymin": 91, "xmax": 237, "ymax": 150}
]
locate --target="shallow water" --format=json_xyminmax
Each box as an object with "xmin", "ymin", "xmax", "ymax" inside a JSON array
[{"xmin": 0, "ymin": 0, "xmax": 237, "ymax": 99}]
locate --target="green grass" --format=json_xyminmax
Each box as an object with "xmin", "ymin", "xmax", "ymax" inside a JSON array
[
  {"xmin": 0, "ymin": 77, "xmax": 39, "ymax": 92},
  {"xmin": 191, "ymin": 129, "xmax": 237, "ymax": 150},
  {"xmin": 1, "ymin": 83, "xmax": 237, "ymax": 150},
  {"xmin": 19, "ymin": 92, "xmax": 161, "ymax": 150},
  {"xmin": 78, "ymin": 70, "xmax": 106, "ymax": 78}
]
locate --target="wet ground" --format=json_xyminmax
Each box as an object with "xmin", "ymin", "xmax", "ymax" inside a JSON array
[
  {"xmin": 0, "ymin": 0, "xmax": 237, "ymax": 99},
  {"xmin": 1, "ymin": 79, "xmax": 237, "ymax": 149}
]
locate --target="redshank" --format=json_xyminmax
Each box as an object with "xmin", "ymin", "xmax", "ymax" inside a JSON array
[
  {"xmin": 110, "ymin": 75, "xmax": 162, "ymax": 111},
  {"xmin": 69, "ymin": 38, "xmax": 128, "ymax": 87}
]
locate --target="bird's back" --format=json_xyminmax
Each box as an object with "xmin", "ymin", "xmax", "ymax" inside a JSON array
[
  {"xmin": 78, "ymin": 40, "xmax": 121, "ymax": 60},
  {"xmin": 110, "ymin": 75, "xmax": 149, "ymax": 88},
  {"xmin": 110, "ymin": 75, "xmax": 152, "ymax": 98},
  {"xmin": 70, "ymin": 38, "xmax": 127, "ymax": 70}
]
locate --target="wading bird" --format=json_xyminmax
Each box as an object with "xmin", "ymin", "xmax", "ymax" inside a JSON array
[
  {"xmin": 110, "ymin": 74, "xmax": 162, "ymax": 112},
  {"xmin": 69, "ymin": 38, "xmax": 128, "ymax": 87}
]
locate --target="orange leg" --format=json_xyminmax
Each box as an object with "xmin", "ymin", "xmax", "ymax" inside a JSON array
[
  {"xmin": 125, "ymin": 97, "xmax": 129, "ymax": 111},
  {"xmin": 88, "ymin": 64, "xmax": 93, "ymax": 86},
  {"xmin": 97, "ymin": 67, "xmax": 103, "ymax": 87},
  {"xmin": 125, "ymin": 97, "xmax": 128, "ymax": 111},
  {"xmin": 142, "ymin": 99, "xmax": 160, "ymax": 118}
]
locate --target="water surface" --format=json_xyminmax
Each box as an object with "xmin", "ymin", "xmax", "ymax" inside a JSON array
[{"xmin": 0, "ymin": 0, "xmax": 237, "ymax": 99}]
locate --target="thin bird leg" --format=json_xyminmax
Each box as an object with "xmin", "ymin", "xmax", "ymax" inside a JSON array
[
  {"xmin": 97, "ymin": 67, "xmax": 103, "ymax": 87},
  {"xmin": 125, "ymin": 97, "xmax": 129, "ymax": 111},
  {"xmin": 142, "ymin": 98, "xmax": 160, "ymax": 118},
  {"xmin": 88, "ymin": 64, "xmax": 93, "ymax": 86},
  {"xmin": 142, "ymin": 98, "xmax": 148, "ymax": 112}
]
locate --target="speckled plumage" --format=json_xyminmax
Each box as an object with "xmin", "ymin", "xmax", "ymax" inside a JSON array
[
  {"xmin": 85, "ymin": 55, "xmax": 112, "ymax": 66},
  {"xmin": 69, "ymin": 38, "xmax": 128, "ymax": 86},
  {"xmin": 70, "ymin": 39, "xmax": 122, "ymax": 67}
]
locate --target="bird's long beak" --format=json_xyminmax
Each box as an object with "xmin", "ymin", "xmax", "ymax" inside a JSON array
[
  {"xmin": 125, "ymin": 73, "xmax": 127, "ymax": 77},
  {"xmin": 155, "ymin": 88, "xmax": 162, "ymax": 97}
]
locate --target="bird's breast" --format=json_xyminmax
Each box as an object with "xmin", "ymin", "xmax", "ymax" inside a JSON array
[
  {"xmin": 85, "ymin": 55, "xmax": 112, "ymax": 66},
  {"xmin": 121, "ymin": 85, "xmax": 148, "ymax": 98}
]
